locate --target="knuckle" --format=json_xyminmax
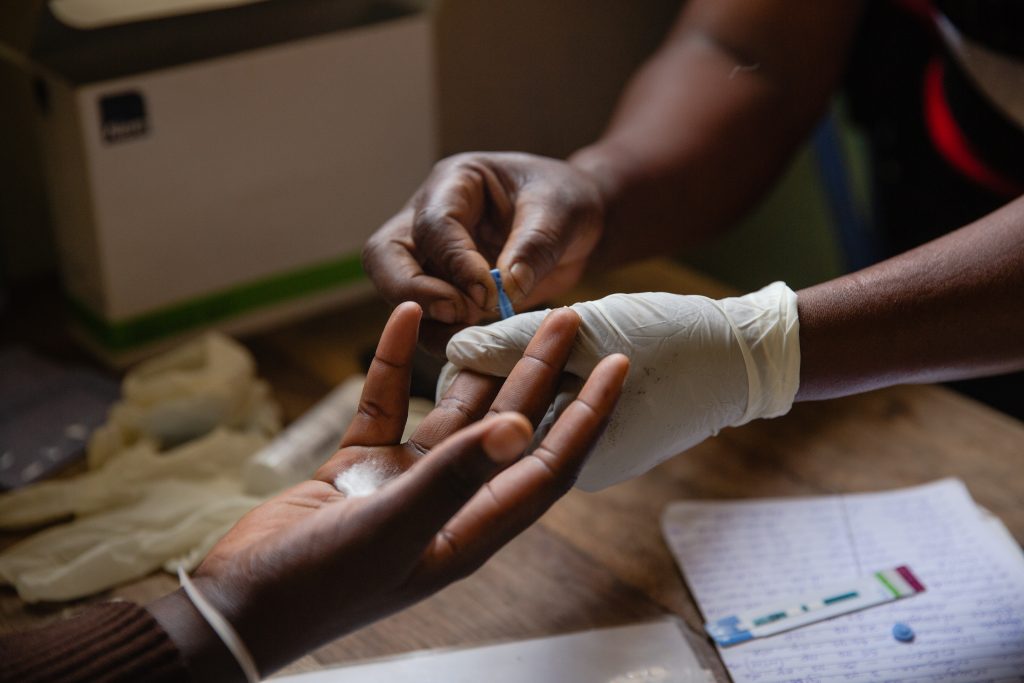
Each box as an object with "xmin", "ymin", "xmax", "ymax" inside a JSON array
[
  {"xmin": 411, "ymin": 207, "xmax": 453, "ymax": 244},
  {"xmin": 527, "ymin": 447, "xmax": 575, "ymax": 493},
  {"xmin": 356, "ymin": 398, "xmax": 389, "ymax": 421},
  {"xmin": 433, "ymin": 529, "xmax": 484, "ymax": 583},
  {"xmin": 520, "ymin": 227, "xmax": 562, "ymax": 272},
  {"xmin": 434, "ymin": 152, "xmax": 473, "ymax": 173},
  {"xmin": 435, "ymin": 394, "xmax": 477, "ymax": 422}
]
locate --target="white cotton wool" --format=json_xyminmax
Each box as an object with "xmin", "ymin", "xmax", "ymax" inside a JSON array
[{"xmin": 333, "ymin": 459, "xmax": 392, "ymax": 497}]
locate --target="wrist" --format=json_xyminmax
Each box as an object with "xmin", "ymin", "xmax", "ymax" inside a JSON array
[
  {"xmin": 568, "ymin": 143, "xmax": 629, "ymax": 266},
  {"xmin": 720, "ymin": 282, "xmax": 801, "ymax": 423},
  {"xmin": 147, "ymin": 584, "xmax": 252, "ymax": 683}
]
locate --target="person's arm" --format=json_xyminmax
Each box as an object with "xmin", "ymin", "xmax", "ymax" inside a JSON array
[
  {"xmin": 441, "ymin": 199, "xmax": 1024, "ymax": 490},
  {"xmin": 571, "ymin": 0, "xmax": 864, "ymax": 265},
  {"xmin": 146, "ymin": 305, "xmax": 627, "ymax": 681},
  {"xmin": 0, "ymin": 306, "xmax": 628, "ymax": 683},
  {"xmin": 362, "ymin": 0, "xmax": 864, "ymax": 340},
  {"xmin": 796, "ymin": 195, "xmax": 1024, "ymax": 400},
  {"xmin": 0, "ymin": 601, "xmax": 189, "ymax": 682}
]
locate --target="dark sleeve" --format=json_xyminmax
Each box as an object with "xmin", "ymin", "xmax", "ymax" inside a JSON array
[{"xmin": 0, "ymin": 600, "xmax": 191, "ymax": 683}]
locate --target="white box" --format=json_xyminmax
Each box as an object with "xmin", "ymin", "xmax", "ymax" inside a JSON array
[{"xmin": 22, "ymin": 1, "xmax": 435, "ymax": 361}]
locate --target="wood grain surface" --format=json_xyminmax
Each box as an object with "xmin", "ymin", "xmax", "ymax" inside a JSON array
[{"xmin": 2, "ymin": 259, "xmax": 1022, "ymax": 682}]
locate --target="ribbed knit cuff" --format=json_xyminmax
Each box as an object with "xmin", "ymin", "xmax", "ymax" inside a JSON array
[{"xmin": 0, "ymin": 601, "xmax": 190, "ymax": 683}]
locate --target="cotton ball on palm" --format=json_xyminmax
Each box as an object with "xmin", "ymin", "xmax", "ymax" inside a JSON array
[
  {"xmin": 334, "ymin": 458, "xmax": 393, "ymax": 497},
  {"xmin": 333, "ymin": 396, "xmax": 433, "ymax": 497}
]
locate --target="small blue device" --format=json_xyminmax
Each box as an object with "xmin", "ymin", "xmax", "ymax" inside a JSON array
[{"xmin": 490, "ymin": 268, "xmax": 515, "ymax": 319}]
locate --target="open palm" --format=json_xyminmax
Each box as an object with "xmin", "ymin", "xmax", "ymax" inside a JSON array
[{"xmin": 182, "ymin": 303, "xmax": 628, "ymax": 677}]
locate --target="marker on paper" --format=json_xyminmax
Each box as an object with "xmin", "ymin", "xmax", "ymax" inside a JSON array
[
  {"xmin": 491, "ymin": 268, "xmax": 515, "ymax": 319},
  {"xmin": 705, "ymin": 565, "xmax": 925, "ymax": 647}
]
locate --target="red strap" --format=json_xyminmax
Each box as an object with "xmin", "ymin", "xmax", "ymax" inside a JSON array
[{"xmin": 923, "ymin": 57, "xmax": 1024, "ymax": 198}]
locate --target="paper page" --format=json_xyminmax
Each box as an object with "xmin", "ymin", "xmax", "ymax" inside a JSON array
[
  {"xmin": 662, "ymin": 479, "xmax": 1024, "ymax": 682},
  {"xmin": 49, "ymin": 0, "xmax": 271, "ymax": 29},
  {"xmin": 273, "ymin": 619, "xmax": 713, "ymax": 683}
]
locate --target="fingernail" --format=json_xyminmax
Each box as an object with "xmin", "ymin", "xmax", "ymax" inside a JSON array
[
  {"xmin": 469, "ymin": 283, "xmax": 487, "ymax": 309},
  {"xmin": 482, "ymin": 414, "xmax": 531, "ymax": 464},
  {"xmin": 429, "ymin": 300, "xmax": 457, "ymax": 324},
  {"xmin": 510, "ymin": 262, "xmax": 535, "ymax": 299}
]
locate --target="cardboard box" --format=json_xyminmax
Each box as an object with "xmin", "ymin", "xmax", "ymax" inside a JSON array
[{"xmin": 6, "ymin": 0, "xmax": 435, "ymax": 362}]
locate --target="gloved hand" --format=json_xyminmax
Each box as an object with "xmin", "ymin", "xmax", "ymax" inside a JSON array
[{"xmin": 439, "ymin": 283, "xmax": 801, "ymax": 491}]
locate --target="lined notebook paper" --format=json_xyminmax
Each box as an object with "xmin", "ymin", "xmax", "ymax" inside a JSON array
[{"xmin": 662, "ymin": 479, "xmax": 1024, "ymax": 682}]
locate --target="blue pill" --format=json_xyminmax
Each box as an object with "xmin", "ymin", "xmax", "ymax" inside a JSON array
[{"xmin": 892, "ymin": 622, "xmax": 914, "ymax": 642}]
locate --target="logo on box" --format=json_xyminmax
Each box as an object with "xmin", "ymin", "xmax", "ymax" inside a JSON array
[{"xmin": 99, "ymin": 91, "xmax": 148, "ymax": 144}]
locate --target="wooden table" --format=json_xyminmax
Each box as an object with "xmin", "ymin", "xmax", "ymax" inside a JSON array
[{"xmin": 2, "ymin": 259, "xmax": 1023, "ymax": 681}]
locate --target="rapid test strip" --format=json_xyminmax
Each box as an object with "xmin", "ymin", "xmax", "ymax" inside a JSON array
[
  {"xmin": 490, "ymin": 268, "xmax": 515, "ymax": 319},
  {"xmin": 706, "ymin": 565, "xmax": 925, "ymax": 647}
]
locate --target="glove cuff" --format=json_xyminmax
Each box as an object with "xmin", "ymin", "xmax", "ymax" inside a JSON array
[{"xmin": 719, "ymin": 281, "xmax": 801, "ymax": 425}]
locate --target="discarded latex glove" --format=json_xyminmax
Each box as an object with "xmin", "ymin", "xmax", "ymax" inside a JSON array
[
  {"xmin": 0, "ymin": 475, "xmax": 261, "ymax": 602},
  {"xmin": 0, "ymin": 332, "xmax": 284, "ymax": 602},
  {"xmin": 0, "ymin": 428, "xmax": 267, "ymax": 530},
  {"xmin": 0, "ymin": 428, "xmax": 269, "ymax": 602},
  {"xmin": 439, "ymin": 283, "xmax": 800, "ymax": 491},
  {"xmin": 87, "ymin": 333, "xmax": 279, "ymax": 468}
]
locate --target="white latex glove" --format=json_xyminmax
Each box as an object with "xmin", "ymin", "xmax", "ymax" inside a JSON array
[
  {"xmin": 0, "ymin": 333, "xmax": 285, "ymax": 602},
  {"xmin": 87, "ymin": 332, "xmax": 280, "ymax": 468},
  {"xmin": 0, "ymin": 429, "xmax": 268, "ymax": 602},
  {"xmin": 439, "ymin": 282, "xmax": 800, "ymax": 491},
  {"xmin": 0, "ymin": 477, "xmax": 261, "ymax": 603}
]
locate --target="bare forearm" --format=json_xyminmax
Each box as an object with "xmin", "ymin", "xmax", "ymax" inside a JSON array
[
  {"xmin": 797, "ymin": 196, "xmax": 1024, "ymax": 401},
  {"xmin": 570, "ymin": 0, "xmax": 863, "ymax": 266}
]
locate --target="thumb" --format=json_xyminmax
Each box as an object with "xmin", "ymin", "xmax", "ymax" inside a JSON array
[
  {"xmin": 374, "ymin": 412, "xmax": 533, "ymax": 549},
  {"xmin": 495, "ymin": 200, "xmax": 576, "ymax": 302},
  {"xmin": 445, "ymin": 309, "xmax": 549, "ymax": 376}
]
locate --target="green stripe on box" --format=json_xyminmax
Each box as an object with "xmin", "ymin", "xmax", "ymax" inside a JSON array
[{"xmin": 68, "ymin": 253, "xmax": 365, "ymax": 351}]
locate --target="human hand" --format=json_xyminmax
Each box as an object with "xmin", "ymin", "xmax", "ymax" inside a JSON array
[
  {"xmin": 441, "ymin": 284, "xmax": 801, "ymax": 491},
  {"xmin": 362, "ymin": 152, "xmax": 606, "ymax": 351},
  {"xmin": 148, "ymin": 303, "xmax": 629, "ymax": 681}
]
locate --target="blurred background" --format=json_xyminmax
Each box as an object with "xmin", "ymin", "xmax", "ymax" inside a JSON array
[{"xmin": 1, "ymin": 0, "xmax": 865, "ymax": 366}]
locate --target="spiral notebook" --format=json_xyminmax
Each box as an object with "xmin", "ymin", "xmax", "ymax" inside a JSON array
[{"xmin": 662, "ymin": 479, "xmax": 1024, "ymax": 682}]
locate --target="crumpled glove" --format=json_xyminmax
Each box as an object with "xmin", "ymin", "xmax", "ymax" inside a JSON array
[
  {"xmin": 0, "ymin": 429, "xmax": 268, "ymax": 602},
  {"xmin": 0, "ymin": 332, "xmax": 281, "ymax": 602},
  {"xmin": 87, "ymin": 332, "xmax": 279, "ymax": 468},
  {"xmin": 439, "ymin": 282, "xmax": 800, "ymax": 491},
  {"xmin": 0, "ymin": 428, "xmax": 267, "ymax": 530}
]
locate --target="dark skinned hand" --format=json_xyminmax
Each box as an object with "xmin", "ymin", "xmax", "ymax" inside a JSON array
[
  {"xmin": 147, "ymin": 302, "xmax": 629, "ymax": 681},
  {"xmin": 361, "ymin": 152, "xmax": 606, "ymax": 353}
]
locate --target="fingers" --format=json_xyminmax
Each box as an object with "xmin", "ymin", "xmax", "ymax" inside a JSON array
[
  {"xmin": 407, "ymin": 306, "xmax": 579, "ymax": 457},
  {"xmin": 415, "ymin": 353, "xmax": 630, "ymax": 584},
  {"xmin": 411, "ymin": 159, "xmax": 508, "ymax": 314},
  {"xmin": 495, "ymin": 199, "xmax": 573, "ymax": 303},
  {"xmin": 407, "ymin": 369, "xmax": 501, "ymax": 454},
  {"xmin": 485, "ymin": 308, "xmax": 580, "ymax": 425},
  {"xmin": 340, "ymin": 302, "xmax": 422, "ymax": 448},
  {"xmin": 362, "ymin": 209, "xmax": 478, "ymax": 325},
  {"xmin": 493, "ymin": 162, "xmax": 603, "ymax": 304},
  {"xmin": 445, "ymin": 310, "xmax": 548, "ymax": 378},
  {"xmin": 372, "ymin": 412, "xmax": 534, "ymax": 549}
]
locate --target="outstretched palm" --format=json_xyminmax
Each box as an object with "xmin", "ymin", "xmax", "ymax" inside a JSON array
[{"xmin": 190, "ymin": 303, "xmax": 629, "ymax": 676}]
